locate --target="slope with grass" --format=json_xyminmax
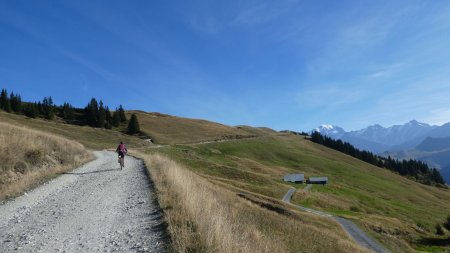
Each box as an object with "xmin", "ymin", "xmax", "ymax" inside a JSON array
[
  {"xmin": 153, "ymin": 134, "xmax": 450, "ymax": 252},
  {"xmin": 4, "ymin": 109, "xmax": 450, "ymax": 252},
  {"xmin": 126, "ymin": 110, "xmax": 263, "ymax": 144},
  {"xmin": 0, "ymin": 121, "xmax": 91, "ymax": 200},
  {"xmin": 137, "ymin": 151, "xmax": 369, "ymax": 253},
  {"xmin": 2, "ymin": 110, "xmax": 366, "ymax": 252},
  {"xmin": 0, "ymin": 111, "xmax": 151, "ymax": 150}
]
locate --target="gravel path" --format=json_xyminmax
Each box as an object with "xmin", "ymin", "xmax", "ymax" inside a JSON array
[
  {"xmin": 0, "ymin": 151, "xmax": 166, "ymax": 253},
  {"xmin": 282, "ymin": 188, "xmax": 389, "ymax": 253}
]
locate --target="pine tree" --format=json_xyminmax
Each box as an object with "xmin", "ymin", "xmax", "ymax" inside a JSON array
[
  {"xmin": 105, "ymin": 106, "xmax": 112, "ymax": 122},
  {"xmin": 431, "ymin": 168, "xmax": 445, "ymax": 184},
  {"xmin": 112, "ymin": 109, "xmax": 121, "ymax": 127},
  {"xmin": 0, "ymin": 89, "xmax": 8, "ymax": 110},
  {"xmin": 10, "ymin": 92, "xmax": 22, "ymax": 112},
  {"xmin": 98, "ymin": 101, "xmax": 106, "ymax": 128},
  {"xmin": 42, "ymin": 96, "xmax": 55, "ymax": 120},
  {"xmin": 10, "ymin": 92, "xmax": 16, "ymax": 111},
  {"xmin": 5, "ymin": 98, "xmax": 11, "ymax": 112},
  {"xmin": 127, "ymin": 114, "xmax": 140, "ymax": 134},
  {"xmin": 24, "ymin": 103, "xmax": 38, "ymax": 118},
  {"xmin": 0, "ymin": 89, "xmax": 4, "ymax": 109},
  {"xmin": 37, "ymin": 101, "xmax": 43, "ymax": 115},
  {"xmin": 118, "ymin": 105, "xmax": 127, "ymax": 122},
  {"xmin": 85, "ymin": 98, "xmax": 99, "ymax": 127},
  {"xmin": 105, "ymin": 107, "xmax": 112, "ymax": 129},
  {"xmin": 61, "ymin": 102, "xmax": 75, "ymax": 122}
]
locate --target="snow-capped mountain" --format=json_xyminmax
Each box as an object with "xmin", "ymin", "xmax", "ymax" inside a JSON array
[
  {"xmin": 313, "ymin": 125, "xmax": 346, "ymax": 139},
  {"xmin": 312, "ymin": 120, "xmax": 441, "ymax": 154},
  {"xmin": 351, "ymin": 120, "xmax": 436, "ymax": 147},
  {"xmin": 312, "ymin": 120, "xmax": 450, "ymax": 183}
]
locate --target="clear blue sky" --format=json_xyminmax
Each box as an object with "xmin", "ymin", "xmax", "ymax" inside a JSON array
[{"xmin": 1, "ymin": 1, "xmax": 450, "ymax": 131}]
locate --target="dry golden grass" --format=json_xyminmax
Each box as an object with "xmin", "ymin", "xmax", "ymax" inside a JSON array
[
  {"xmin": 235, "ymin": 126, "xmax": 279, "ymax": 136},
  {"xmin": 137, "ymin": 151, "xmax": 370, "ymax": 253},
  {"xmin": 0, "ymin": 122, "xmax": 91, "ymax": 199},
  {"xmin": 0, "ymin": 111, "xmax": 151, "ymax": 150},
  {"xmin": 127, "ymin": 111, "xmax": 261, "ymax": 144}
]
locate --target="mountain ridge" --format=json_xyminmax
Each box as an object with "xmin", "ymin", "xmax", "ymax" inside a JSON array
[
  {"xmin": 312, "ymin": 120, "xmax": 444, "ymax": 153},
  {"xmin": 313, "ymin": 120, "xmax": 450, "ymax": 183}
]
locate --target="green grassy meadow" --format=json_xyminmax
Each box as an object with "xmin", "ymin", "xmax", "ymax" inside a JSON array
[{"xmin": 154, "ymin": 134, "xmax": 450, "ymax": 252}]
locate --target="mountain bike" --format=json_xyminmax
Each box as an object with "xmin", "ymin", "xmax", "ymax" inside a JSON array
[{"xmin": 118, "ymin": 155, "xmax": 124, "ymax": 170}]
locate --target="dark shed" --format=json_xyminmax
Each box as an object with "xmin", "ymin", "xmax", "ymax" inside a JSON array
[{"xmin": 307, "ymin": 176, "xmax": 328, "ymax": 185}]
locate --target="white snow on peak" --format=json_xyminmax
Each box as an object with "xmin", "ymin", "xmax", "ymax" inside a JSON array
[
  {"xmin": 320, "ymin": 124, "xmax": 334, "ymax": 130},
  {"xmin": 313, "ymin": 125, "xmax": 345, "ymax": 136}
]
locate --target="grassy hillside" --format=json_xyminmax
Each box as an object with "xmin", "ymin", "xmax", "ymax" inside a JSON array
[
  {"xmin": 235, "ymin": 125, "xmax": 279, "ymax": 136},
  {"xmin": 137, "ymin": 151, "xmax": 369, "ymax": 253},
  {"xmin": 4, "ymin": 109, "xmax": 450, "ymax": 252},
  {"xmin": 0, "ymin": 121, "xmax": 91, "ymax": 200},
  {"xmin": 126, "ymin": 110, "xmax": 263, "ymax": 144},
  {"xmin": 152, "ymin": 134, "xmax": 450, "ymax": 252},
  {"xmin": 0, "ymin": 111, "xmax": 151, "ymax": 150}
]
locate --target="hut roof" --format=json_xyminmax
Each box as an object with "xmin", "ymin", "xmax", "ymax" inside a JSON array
[
  {"xmin": 283, "ymin": 174, "xmax": 304, "ymax": 182},
  {"xmin": 309, "ymin": 176, "xmax": 328, "ymax": 182}
]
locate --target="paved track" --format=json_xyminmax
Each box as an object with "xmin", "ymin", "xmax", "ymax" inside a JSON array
[{"xmin": 282, "ymin": 188, "xmax": 390, "ymax": 253}]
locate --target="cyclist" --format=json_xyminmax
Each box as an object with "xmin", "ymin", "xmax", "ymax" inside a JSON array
[{"xmin": 116, "ymin": 141, "xmax": 128, "ymax": 169}]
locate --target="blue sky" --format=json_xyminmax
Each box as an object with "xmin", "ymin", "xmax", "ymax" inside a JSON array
[{"xmin": 1, "ymin": 0, "xmax": 450, "ymax": 131}]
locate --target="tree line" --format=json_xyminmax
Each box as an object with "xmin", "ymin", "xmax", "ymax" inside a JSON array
[
  {"xmin": 309, "ymin": 131, "xmax": 446, "ymax": 186},
  {"xmin": 0, "ymin": 88, "xmax": 140, "ymax": 134}
]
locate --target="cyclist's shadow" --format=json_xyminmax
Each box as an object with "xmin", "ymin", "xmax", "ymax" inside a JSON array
[{"xmin": 63, "ymin": 168, "xmax": 121, "ymax": 175}]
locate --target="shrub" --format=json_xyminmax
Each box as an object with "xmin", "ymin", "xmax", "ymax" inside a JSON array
[
  {"xmin": 436, "ymin": 224, "xmax": 445, "ymax": 235},
  {"xmin": 444, "ymin": 215, "xmax": 450, "ymax": 231},
  {"xmin": 25, "ymin": 149, "xmax": 43, "ymax": 164}
]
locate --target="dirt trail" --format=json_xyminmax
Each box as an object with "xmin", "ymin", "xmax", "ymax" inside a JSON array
[{"xmin": 0, "ymin": 151, "xmax": 166, "ymax": 252}]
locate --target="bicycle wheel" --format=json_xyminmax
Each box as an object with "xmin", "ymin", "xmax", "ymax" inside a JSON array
[{"xmin": 119, "ymin": 157, "xmax": 124, "ymax": 169}]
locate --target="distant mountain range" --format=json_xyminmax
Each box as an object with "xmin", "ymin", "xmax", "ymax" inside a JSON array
[{"xmin": 312, "ymin": 120, "xmax": 450, "ymax": 184}]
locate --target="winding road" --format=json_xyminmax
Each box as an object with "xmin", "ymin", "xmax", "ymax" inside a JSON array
[
  {"xmin": 0, "ymin": 151, "xmax": 166, "ymax": 252},
  {"xmin": 282, "ymin": 188, "xmax": 390, "ymax": 253}
]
